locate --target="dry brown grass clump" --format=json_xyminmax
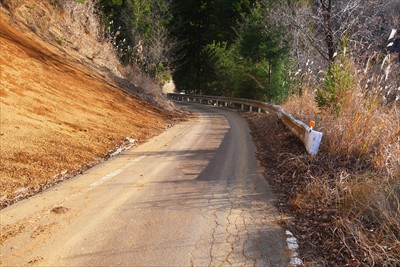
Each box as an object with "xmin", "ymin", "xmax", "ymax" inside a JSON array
[{"xmin": 279, "ymin": 54, "xmax": 400, "ymax": 266}]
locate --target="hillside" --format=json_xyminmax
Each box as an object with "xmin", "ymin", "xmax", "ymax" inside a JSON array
[{"xmin": 0, "ymin": 1, "xmax": 179, "ymax": 207}]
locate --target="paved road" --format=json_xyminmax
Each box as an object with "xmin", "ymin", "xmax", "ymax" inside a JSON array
[{"xmin": 0, "ymin": 103, "xmax": 289, "ymax": 266}]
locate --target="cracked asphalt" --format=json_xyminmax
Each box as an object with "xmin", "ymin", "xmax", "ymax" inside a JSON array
[{"xmin": 1, "ymin": 102, "xmax": 289, "ymax": 266}]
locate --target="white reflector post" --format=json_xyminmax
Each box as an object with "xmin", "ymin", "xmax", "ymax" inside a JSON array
[{"xmin": 305, "ymin": 130, "xmax": 323, "ymax": 155}]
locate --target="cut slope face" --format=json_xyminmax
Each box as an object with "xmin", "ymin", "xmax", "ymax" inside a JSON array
[{"xmin": 0, "ymin": 17, "xmax": 176, "ymax": 206}]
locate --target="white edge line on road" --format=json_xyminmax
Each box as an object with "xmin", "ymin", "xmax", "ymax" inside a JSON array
[
  {"xmin": 51, "ymin": 155, "xmax": 146, "ymax": 213},
  {"xmin": 79, "ymin": 155, "xmax": 146, "ymax": 195}
]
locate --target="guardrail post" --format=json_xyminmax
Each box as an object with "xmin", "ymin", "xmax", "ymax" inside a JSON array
[
  {"xmin": 305, "ymin": 130, "xmax": 323, "ymax": 155},
  {"xmin": 225, "ymin": 102, "xmax": 228, "ymax": 107},
  {"xmin": 241, "ymin": 104, "xmax": 244, "ymax": 110},
  {"xmin": 258, "ymin": 108, "xmax": 261, "ymax": 113},
  {"xmin": 249, "ymin": 106, "xmax": 253, "ymax": 112}
]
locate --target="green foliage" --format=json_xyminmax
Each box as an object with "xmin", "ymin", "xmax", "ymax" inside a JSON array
[
  {"xmin": 170, "ymin": 0, "xmax": 256, "ymax": 94},
  {"xmin": 74, "ymin": 0, "xmax": 86, "ymax": 3},
  {"xmin": 157, "ymin": 69, "xmax": 172, "ymax": 85},
  {"xmin": 315, "ymin": 44, "xmax": 355, "ymax": 114},
  {"xmin": 205, "ymin": 1, "xmax": 291, "ymax": 102},
  {"xmin": 205, "ymin": 41, "xmax": 244, "ymax": 96},
  {"xmin": 56, "ymin": 36, "xmax": 68, "ymax": 46},
  {"xmin": 97, "ymin": 0, "xmax": 292, "ymax": 98},
  {"xmin": 99, "ymin": 0, "xmax": 174, "ymax": 81}
]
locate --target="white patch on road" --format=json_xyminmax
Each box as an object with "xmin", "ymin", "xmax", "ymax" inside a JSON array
[
  {"xmin": 286, "ymin": 230, "xmax": 303, "ymax": 266},
  {"xmin": 85, "ymin": 155, "xmax": 146, "ymax": 193},
  {"xmin": 51, "ymin": 156, "xmax": 146, "ymax": 213},
  {"xmin": 87, "ymin": 169, "xmax": 124, "ymax": 190}
]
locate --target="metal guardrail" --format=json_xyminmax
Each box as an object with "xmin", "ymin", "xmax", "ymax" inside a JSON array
[{"xmin": 168, "ymin": 93, "xmax": 323, "ymax": 155}]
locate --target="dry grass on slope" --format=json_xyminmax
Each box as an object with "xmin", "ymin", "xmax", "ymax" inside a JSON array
[
  {"xmin": 0, "ymin": 15, "xmax": 179, "ymax": 208},
  {"xmin": 1, "ymin": 0, "xmax": 173, "ymax": 109},
  {"xmin": 2, "ymin": 0, "xmax": 121, "ymax": 77}
]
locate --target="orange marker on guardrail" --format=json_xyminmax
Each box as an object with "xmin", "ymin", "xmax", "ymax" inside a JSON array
[
  {"xmin": 167, "ymin": 93, "xmax": 323, "ymax": 154},
  {"xmin": 309, "ymin": 120, "xmax": 315, "ymax": 130}
]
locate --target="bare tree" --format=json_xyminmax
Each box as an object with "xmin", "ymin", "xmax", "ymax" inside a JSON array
[
  {"xmin": 271, "ymin": 0, "xmax": 399, "ymax": 97},
  {"xmin": 274, "ymin": 0, "xmax": 399, "ymax": 62}
]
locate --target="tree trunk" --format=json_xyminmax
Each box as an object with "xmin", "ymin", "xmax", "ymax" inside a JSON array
[{"xmin": 320, "ymin": 0, "xmax": 335, "ymax": 63}]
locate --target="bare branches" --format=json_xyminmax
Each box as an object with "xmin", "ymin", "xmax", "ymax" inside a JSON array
[{"xmin": 274, "ymin": 0, "xmax": 399, "ymax": 64}]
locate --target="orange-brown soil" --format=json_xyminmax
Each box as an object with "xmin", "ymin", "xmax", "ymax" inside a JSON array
[{"xmin": 0, "ymin": 16, "xmax": 177, "ymax": 207}]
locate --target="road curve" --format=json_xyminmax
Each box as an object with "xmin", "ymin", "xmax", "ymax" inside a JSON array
[{"xmin": 0, "ymin": 103, "xmax": 289, "ymax": 266}]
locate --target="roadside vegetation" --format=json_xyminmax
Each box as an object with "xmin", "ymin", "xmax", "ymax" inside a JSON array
[
  {"xmin": 1, "ymin": 0, "xmax": 399, "ymax": 265},
  {"xmin": 243, "ymin": 1, "xmax": 400, "ymax": 265},
  {"xmin": 280, "ymin": 59, "xmax": 400, "ymax": 265}
]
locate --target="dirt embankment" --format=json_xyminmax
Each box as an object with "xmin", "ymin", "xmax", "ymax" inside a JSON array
[{"xmin": 0, "ymin": 7, "xmax": 179, "ymax": 207}]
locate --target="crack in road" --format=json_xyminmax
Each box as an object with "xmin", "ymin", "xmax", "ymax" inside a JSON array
[
  {"xmin": 200, "ymin": 163, "xmax": 289, "ymax": 267},
  {"xmin": 1, "ymin": 103, "xmax": 289, "ymax": 266}
]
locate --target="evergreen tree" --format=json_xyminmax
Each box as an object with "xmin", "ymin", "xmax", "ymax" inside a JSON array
[
  {"xmin": 169, "ymin": 0, "xmax": 255, "ymax": 94},
  {"xmin": 99, "ymin": 0, "xmax": 290, "ymax": 100},
  {"xmin": 206, "ymin": 1, "xmax": 291, "ymax": 102}
]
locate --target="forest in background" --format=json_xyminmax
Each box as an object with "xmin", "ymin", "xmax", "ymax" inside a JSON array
[
  {"xmin": 3, "ymin": 0, "xmax": 399, "ymax": 265},
  {"xmin": 91, "ymin": 0, "xmax": 399, "ymax": 104}
]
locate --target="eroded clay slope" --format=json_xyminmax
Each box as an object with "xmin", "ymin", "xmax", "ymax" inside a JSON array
[{"xmin": 0, "ymin": 15, "xmax": 177, "ymax": 207}]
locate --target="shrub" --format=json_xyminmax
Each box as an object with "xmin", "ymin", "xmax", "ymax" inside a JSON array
[
  {"xmin": 282, "ymin": 50, "xmax": 400, "ymax": 265},
  {"xmin": 315, "ymin": 48, "xmax": 356, "ymax": 115}
]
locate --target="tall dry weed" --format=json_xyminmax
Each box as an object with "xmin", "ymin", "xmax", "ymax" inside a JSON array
[
  {"xmin": 282, "ymin": 88, "xmax": 318, "ymax": 123},
  {"xmin": 283, "ymin": 53, "xmax": 400, "ymax": 265},
  {"xmin": 336, "ymin": 178, "xmax": 400, "ymax": 266}
]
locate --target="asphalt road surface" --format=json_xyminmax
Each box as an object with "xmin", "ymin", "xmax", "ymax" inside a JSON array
[{"xmin": 1, "ymin": 103, "xmax": 289, "ymax": 266}]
